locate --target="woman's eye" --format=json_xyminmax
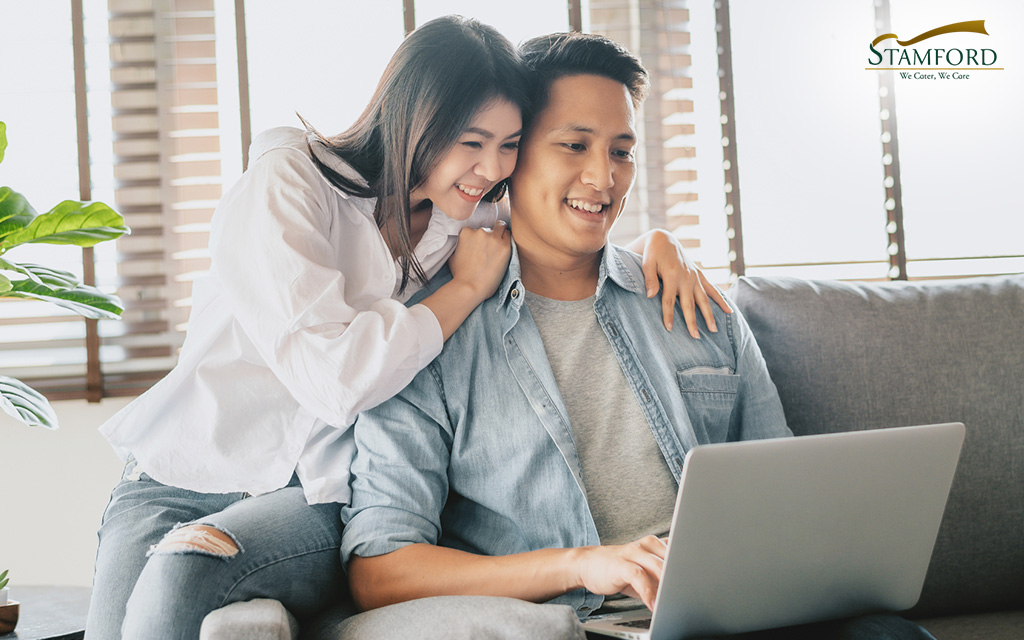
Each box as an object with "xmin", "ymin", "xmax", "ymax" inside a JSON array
[
  {"xmin": 501, "ymin": 141, "xmax": 520, "ymax": 152},
  {"xmin": 461, "ymin": 141, "xmax": 483, "ymax": 149}
]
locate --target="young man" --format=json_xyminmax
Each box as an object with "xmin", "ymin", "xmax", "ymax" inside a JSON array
[{"xmin": 340, "ymin": 33, "xmax": 934, "ymax": 640}]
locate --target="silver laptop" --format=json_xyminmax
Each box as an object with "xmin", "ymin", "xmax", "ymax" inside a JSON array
[{"xmin": 582, "ymin": 422, "xmax": 965, "ymax": 640}]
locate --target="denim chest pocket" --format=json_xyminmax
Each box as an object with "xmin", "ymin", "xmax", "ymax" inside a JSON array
[{"xmin": 676, "ymin": 368, "xmax": 740, "ymax": 444}]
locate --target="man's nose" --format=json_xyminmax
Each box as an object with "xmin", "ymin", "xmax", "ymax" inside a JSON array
[{"xmin": 581, "ymin": 151, "xmax": 614, "ymax": 191}]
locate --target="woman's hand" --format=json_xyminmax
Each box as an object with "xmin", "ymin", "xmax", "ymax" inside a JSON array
[
  {"xmin": 573, "ymin": 535, "xmax": 667, "ymax": 611},
  {"xmin": 421, "ymin": 221, "xmax": 511, "ymax": 342},
  {"xmin": 630, "ymin": 229, "xmax": 732, "ymax": 337},
  {"xmin": 448, "ymin": 221, "xmax": 512, "ymax": 302}
]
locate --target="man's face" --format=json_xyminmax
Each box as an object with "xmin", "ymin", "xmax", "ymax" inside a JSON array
[{"xmin": 508, "ymin": 73, "xmax": 637, "ymax": 260}]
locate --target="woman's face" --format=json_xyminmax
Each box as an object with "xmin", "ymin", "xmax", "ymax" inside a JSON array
[{"xmin": 410, "ymin": 98, "xmax": 523, "ymax": 220}]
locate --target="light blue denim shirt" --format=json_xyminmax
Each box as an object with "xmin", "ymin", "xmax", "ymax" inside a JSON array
[{"xmin": 342, "ymin": 243, "xmax": 792, "ymax": 616}]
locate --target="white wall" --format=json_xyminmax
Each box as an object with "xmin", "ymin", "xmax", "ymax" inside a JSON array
[{"xmin": 1, "ymin": 397, "xmax": 132, "ymax": 587}]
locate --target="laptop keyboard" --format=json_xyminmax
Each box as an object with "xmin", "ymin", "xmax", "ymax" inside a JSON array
[{"xmin": 614, "ymin": 618, "xmax": 652, "ymax": 629}]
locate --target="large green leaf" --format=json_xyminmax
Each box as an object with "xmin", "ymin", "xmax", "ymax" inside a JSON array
[
  {"xmin": 1, "ymin": 200, "xmax": 128, "ymax": 250},
  {"xmin": 0, "ymin": 272, "xmax": 10, "ymax": 294},
  {"xmin": 5, "ymin": 279, "xmax": 123, "ymax": 319},
  {"xmin": 0, "ymin": 186, "xmax": 38, "ymax": 245},
  {"xmin": 0, "ymin": 375, "xmax": 59, "ymax": 429},
  {"xmin": 0, "ymin": 257, "xmax": 81, "ymax": 289},
  {"xmin": 0, "ymin": 121, "xmax": 7, "ymax": 164}
]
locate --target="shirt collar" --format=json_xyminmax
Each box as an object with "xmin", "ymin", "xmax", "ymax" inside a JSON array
[
  {"xmin": 413, "ymin": 200, "xmax": 500, "ymax": 260},
  {"xmin": 598, "ymin": 243, "xmax": 646, "ymax": 297},
  {"xmin": 496, "ymin": 241, "xmax": 644, "ymax": 313},
  {"xmin": 305, "ymin": 131, "xmax": 368, "ymax": 199},
  {"xmin": 430, "ymin": 199, "xmax": 500, "ymax": 237}
]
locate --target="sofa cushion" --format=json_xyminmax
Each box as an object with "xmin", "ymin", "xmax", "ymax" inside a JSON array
[
  {"xmin": 730, "ymin": 274, "xmax": 1024, "ymax": 617},
  {"xmin": 303, "ymin": 596, "xmax": 584, "ymax": 640},
  {"xmin": 913, "ymin": 609, "xmax": 1024, "ymax": 640}
]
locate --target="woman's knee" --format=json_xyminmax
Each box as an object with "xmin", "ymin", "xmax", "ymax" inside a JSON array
[
  {"xmin": 131, "ymin": 523, "xmax": 245, "ymax": 602},
  {"xmin": 150, "ymin": 524, "xmax": 241, "ymax": 558}
]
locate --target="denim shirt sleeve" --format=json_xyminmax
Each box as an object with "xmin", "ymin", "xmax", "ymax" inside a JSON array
[
  {"xmin": 727, "ymin": 301, "xmax": 793, "ymax": 441},
  {"xmin": 341, "ymin": 363, "xmax": 452, "ymax": 567}
]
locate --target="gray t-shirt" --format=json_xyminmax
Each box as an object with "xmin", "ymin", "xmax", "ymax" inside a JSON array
[{"xmin": 526, "ymin": 292, "xmax": 677, "ymax": 547}]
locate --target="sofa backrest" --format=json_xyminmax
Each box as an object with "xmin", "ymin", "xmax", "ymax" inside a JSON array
[{"xmin": 731, "ymin": 274, "xmax": 1024, "ymax": 617}]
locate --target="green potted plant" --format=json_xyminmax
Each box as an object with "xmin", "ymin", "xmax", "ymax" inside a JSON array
[
  {"xmin": 0, "ymin": 568, "xmax": 17, "ymax": 634},
  {"xmin": 0, "ymin": 120, "xmax": 130, "ymax": 429}
]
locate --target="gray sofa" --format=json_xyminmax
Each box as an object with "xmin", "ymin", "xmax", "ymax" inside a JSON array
[
  {"xmin": 730, "ymin": 274, "xmax": 1024, "ymax": 639},
  {"xmin": 203, "ymin": 273, "xmax": 1024, "ymax": 639}
]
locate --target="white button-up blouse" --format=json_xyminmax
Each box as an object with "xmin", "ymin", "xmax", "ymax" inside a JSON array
[{"xmin": 99, "ymin": 127, "xmax": 504, "ymax": 504}]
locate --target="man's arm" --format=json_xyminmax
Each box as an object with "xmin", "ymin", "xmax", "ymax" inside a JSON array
[
  {"xmin": 349, "ymin": 537, "xmax": 667, "ymax": 612},
  {"xmin": 342, "ymin": 363, "xmax": 667, "ymax": 612},
  {"xmin": 727, "ymin": 303, "xmax": 793, "ymax": 440}
]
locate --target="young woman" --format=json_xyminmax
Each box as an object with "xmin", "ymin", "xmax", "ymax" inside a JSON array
[{"xmin": 86, "ymin": 15, "xmax": 724, "ymax": 640}]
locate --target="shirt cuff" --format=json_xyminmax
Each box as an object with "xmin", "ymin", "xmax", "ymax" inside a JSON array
[
  {"xmin": 341, "ymin": 506, "xmax": 439, "ymax": 567},
  {"xmin": 408, "ymin": 302, "xmax": 444, "ymax": 369}
]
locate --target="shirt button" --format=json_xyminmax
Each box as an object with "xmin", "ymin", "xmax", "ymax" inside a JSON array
[{"xmin": 511, "ymin": 288, "xmax": 520, "ymax": 299}]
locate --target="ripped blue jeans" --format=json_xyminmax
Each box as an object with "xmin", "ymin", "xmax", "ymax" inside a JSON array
[{"xmin": 85, "ymin": 457, "xmax": 345, "ymax": 640}]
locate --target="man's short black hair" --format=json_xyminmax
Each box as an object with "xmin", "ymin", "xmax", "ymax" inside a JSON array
[{"xmin": 519, "ymin": 32, "xmax": 650, "ymax": 118}]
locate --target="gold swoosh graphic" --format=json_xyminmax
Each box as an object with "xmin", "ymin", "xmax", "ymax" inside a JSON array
[{"xmin": 872, "ymin": 20, "xmax": 988, "ymax": 47}]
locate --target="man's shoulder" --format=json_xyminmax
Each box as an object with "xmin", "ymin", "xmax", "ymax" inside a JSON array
[{"xmin": 603, "ymin": 244, "xmax": 738, "ymax": 347}]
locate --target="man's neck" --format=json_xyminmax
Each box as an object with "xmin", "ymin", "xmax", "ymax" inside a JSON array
[{"xmin": 516, "ymin": 239, "xmax": 602, "ymax": 301}]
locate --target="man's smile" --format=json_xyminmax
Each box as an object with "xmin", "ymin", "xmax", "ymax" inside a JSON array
[{"xmin": 565, "ymin": 198, "xmax": 608, "ymax": 214}]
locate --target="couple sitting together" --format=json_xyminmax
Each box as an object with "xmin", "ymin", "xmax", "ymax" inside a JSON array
[{"xmin": 88, "ymin": 15, "xmax": 936, "ymax": 640}]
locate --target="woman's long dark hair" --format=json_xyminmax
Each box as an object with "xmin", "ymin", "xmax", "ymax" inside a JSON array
[{"xmin": 307, "ymin": 15, "xmax": 531, "ymax": 293}]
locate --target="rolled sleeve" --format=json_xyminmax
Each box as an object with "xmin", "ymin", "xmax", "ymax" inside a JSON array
[{"xmin": 341, "ymin": 364, "xmax": 453, "ymax": 566}]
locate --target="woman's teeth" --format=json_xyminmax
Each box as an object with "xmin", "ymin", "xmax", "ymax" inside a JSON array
[
  {"xmin": 456, "ymin": 184, "xmax": 484, "ymax": 197},
  {"xmin": 567, "ymin": 199, "xmax": 605, "ymax": 213}
]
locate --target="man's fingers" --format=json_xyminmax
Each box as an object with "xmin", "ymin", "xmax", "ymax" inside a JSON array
[
  {"xmin": 632, "ymin": 536, "xmax": 668, "ymax": 566},
  {"xmin": 624, "ymin": 565, "xmax": 661, "ymax": 611},
  {"xmin": 624, "ymin": 536, "xmax": 667, "ymax": 586}
]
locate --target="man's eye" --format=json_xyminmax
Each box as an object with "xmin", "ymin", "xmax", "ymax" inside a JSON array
[
  {"xmin": 562, "ymin": 143, "xmax": 585, "ymax": 151},
  {"xmin": 614, "ymin": 149, "xmax": 635, "ymax": 159}
]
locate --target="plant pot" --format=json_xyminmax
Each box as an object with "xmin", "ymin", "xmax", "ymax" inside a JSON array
[{"xmin": 0, "ymin": 599, "xmax": 19, "ymax": 634}]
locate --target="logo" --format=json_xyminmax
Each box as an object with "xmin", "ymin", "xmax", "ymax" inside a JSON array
[{"xmin": 867, "ymin": 20, "xmax": 1001, "ymax": 79}]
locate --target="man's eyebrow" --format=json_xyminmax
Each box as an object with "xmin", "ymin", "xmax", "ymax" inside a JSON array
[
  {"xmin": 551, "ymin": 123, "xmax": 636, "ymax": 142},
  {"xmin": 464, "ymin": 127, "xmax": 523, "ymax": 140}
]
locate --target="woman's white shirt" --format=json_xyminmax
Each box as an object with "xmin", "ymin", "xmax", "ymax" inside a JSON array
[{"xmin": 99, "ymin": 126, "xmax": 504, "ymax": 504}]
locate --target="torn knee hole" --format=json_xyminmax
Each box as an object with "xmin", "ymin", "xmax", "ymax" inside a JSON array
[{"xmin": 151, "ymin": 524, "xmax": 240, "ymax": 557}]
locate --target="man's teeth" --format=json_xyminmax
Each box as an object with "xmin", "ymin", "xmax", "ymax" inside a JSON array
[
  {"xmin": 567, "ymin": 199, "xmax": 605, "ymax": 213},
  {"xmin": 456, "ymin": 184, "xmax": 484, "ymax": 197}
]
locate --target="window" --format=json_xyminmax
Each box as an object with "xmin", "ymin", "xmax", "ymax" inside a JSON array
[
  {"xmin": 679, "ymin": 0, "xmax": 1024, "ymax": 282},
  {"xmin": 2, "ymin": 0, "xmax": 1018, "ymax": 404}
]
